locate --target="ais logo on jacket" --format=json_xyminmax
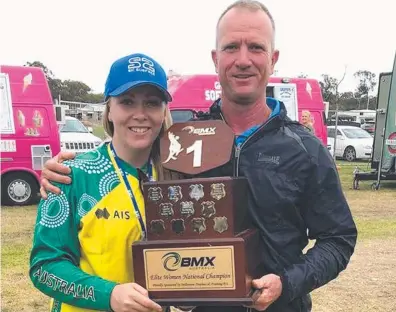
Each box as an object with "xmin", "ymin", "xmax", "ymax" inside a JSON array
[{"xmin": 95, "ymin": 208, "xmax": 130, "ymax": 220}]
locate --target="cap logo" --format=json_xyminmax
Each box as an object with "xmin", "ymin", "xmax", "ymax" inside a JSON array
[{"xmin": 128, "ymin": 57, "xmax": 155, "ymax": 76}]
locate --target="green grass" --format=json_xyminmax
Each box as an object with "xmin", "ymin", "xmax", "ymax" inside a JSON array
[
  {"xmin": 92, "ymin": 125, "xmax": 107, "ymax": 140},
  {"xmin": 334, "ymin": 160, "xmax": 396, "ymax": 241},
  {"xmin": 355, "ymin": 218, "xmax": 396, "ymax": 240},
  {"xmin": 1, "ymin": 205, "xmax": 48, "ymax": 311},
  {"xmin": 337, "ymin": 159, "xmax": 393, "ymax": 188}
]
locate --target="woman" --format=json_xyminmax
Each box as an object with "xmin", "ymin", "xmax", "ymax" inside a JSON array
[
  {"xmin": 30, "ymin": 52, "xmax": 178, "ymax": 312},
  {"xmin": 300, "ymin": 110, "xmax": 315, "ymax": 134}
]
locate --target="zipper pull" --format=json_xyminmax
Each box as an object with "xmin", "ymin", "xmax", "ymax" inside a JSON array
[{"xmin": 235, "ymin": 145, "xmax": 241, "ymax": 158}]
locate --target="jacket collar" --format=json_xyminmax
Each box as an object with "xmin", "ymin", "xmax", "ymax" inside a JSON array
[{"xmin": 208, "ymin": 97, "xmax": 289, "ymax": 122}]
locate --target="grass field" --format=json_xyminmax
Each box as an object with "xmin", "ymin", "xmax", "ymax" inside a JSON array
[
  {"xmin": 92, "ymin": 125, "xmax": 107, "ymax": 140},
  {"xmin": 1, "ymin": 161, "xmax": 395, "ymax": 311},
  {"xmin": 309, "ymin": 161, "xmax": 396, "ymax": 312}
]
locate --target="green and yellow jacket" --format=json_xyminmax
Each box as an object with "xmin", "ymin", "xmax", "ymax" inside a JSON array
[{"xmin": 30, "ymin": 143, "xmax": 156, "ymax": 312}]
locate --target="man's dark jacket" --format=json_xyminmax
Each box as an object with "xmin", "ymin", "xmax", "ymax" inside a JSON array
[{"xmin": 176, "ymin": 99, "xmax": 357, "ymax": 312}]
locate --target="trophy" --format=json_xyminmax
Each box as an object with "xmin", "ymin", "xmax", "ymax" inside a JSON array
[{"xmin": 132, "ymin": 120, "xmax": 264, "ymax": 306}]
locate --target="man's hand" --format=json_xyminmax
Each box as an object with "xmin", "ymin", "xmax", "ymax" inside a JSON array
[
  {"xmin": 40, "ymin": 151, "xmax": 76, "ymax": 199},
  {"xmin": 247, "ymin": 274, "xmax": 283, "ymax": 311},
  {"xmin": 110, "ymin": 283, "xmax": 163, "ymax": 312}
]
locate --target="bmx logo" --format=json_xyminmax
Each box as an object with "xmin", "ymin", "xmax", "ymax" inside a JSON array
[
  {"xmin": 161, "ymin": 252, "xmax": 216, "ymax": 271},
  {"xmin": 182, "ymin": 126, "xmax": 216, "ymax": 136},
  {"xmin": 162, "ymin": 252, "xmax": 182, "ymax": 271}
]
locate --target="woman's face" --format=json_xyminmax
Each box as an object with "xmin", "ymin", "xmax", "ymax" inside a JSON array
[
  {"xmin": 301, "ymin": 112, "xmax": 310, "ymax": 124},
  {"xmin": 108, "ymin": 85, "xmax": 166, "ymax": 152}
]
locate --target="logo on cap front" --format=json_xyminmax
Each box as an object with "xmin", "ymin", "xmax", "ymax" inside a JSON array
[{"xmin": 128, "ymin": 56, "xmax": 155, "ymax": 76}]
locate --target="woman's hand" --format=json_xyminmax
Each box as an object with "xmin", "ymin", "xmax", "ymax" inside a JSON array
[
  {"xmin": 40, "ymin": 151, "xmax": 76, "ymax": 199},
  {"xmin": 110, "ymin": 283, "xmax": 163, "ymax": 312}
]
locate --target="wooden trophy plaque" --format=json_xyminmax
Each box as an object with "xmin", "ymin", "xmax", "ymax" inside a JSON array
[{"xmin": 132, "ymin": 120, "xmax": 264, "ymax": 306}]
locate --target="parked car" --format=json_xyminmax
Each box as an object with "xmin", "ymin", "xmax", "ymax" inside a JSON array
[
  {"xmin": 361, "ymin": 121, "xmax": 376, "ymax": 135},
  {"xmin": 59, "ymin": 116, "xmax": 103, "ymax": 155},
  {"xmin": 327, "ymin": 125, "xmax": 373, "ymax": 161},
  {"xmin": 327, "ymin": 143, "xmax": 334, "ymax": 158}
]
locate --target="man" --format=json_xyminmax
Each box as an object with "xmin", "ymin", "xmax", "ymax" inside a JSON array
[{"xmin": 40, "ymin": 1, "xmax": 357, "ymax": 311}]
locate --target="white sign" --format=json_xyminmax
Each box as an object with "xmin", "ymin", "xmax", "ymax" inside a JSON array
[
  {"xmin": 0, "ymin": 139, "xmax": 17, "ymax": 152},
  {"xmin": 0, "ymin": 73, "xmax": 16, "ymax": 134},
  {"xmin": 271, "ymin": 83, "xmax": 299, "ymax": 121}
]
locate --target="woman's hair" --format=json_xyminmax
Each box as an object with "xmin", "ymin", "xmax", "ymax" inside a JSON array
[
  {"xmin": 148, "ymin": 105, "xmax": 182, "ymax": 181},
  {"xmin": 102, "ymin": 98, "xmax": 181, "ymax": 181}
]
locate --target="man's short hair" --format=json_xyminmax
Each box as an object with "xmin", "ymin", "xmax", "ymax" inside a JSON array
[{"xmin": 215, "ymin": 0, "xmax": 276, "ymax": 49}]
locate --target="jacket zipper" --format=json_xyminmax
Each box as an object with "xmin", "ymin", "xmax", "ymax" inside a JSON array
[
  {"xmin": 234, "ymin": 118, "xmax": 273, "ymax": 312},
  {"xmin": 219, "ymin": 111, "xmax": 266, "ymax": 312},
  {"xmin": 219, "ymin": 108, "xmax": 279, "ymax": 312},
  {"xmin": 234, "ymin": 115, "xmax": 278, "ymax": 176},
  {"xmin": 219, "ymin": 107, "xmax": 279, "ymax": 176}
]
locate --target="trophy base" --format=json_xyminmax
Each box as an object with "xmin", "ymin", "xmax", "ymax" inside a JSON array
[{"xmin": 132, "ymin": 229, "xmax": 264, "ymax": 306}]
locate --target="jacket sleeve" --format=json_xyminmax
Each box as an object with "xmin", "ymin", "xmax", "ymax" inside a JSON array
[
  {"xmin": 29, "ymin": 181, "xmax": 117, "ymax": 310},
  {"xmin": 279, "ymin": 142, "xmax": 358, "ymax": 302}
]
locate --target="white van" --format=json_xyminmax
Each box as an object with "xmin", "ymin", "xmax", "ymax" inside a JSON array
[{"xmin": 59, "ymin": 116, "xmax": 103, "ymax": 154}]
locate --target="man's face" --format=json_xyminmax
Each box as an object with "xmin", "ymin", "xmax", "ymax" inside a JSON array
[{"xmin": 212, "ymin": 8, "xmax": 279, "ymax": 105}]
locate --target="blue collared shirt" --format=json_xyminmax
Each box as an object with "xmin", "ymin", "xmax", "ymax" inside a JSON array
[{"xmin": 230, "ymin": 97, "xmax": 281, "ymax": 146}]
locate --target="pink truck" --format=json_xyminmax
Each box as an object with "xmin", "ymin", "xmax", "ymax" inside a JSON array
[
  {"xmin": 1, "ymin": 65, "xmax": 61, "ymax": 206},
  {"xmin": 167, "ymin": 74, "xmax": 328, "ymax": 146}
]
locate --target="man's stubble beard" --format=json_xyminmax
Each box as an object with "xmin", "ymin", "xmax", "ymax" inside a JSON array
[
  {"xmin": 233, "ymin": 95, "xmax": 256, "ymax": 106},
  {"xmin": 227, "ymin": 89, "xmax": 262, "ymax": 106}
]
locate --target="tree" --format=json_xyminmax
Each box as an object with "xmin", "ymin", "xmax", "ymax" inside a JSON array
[
  {"xmin": 24, "ymin": 61, "xmax": 104, "ymax": 103},
  {"xmin": 354, "ymin": 70, "xmax": 377, "ymax": 109},
  {"xmin": 84, "ymin": 93, "xmax": 106, "ymax": 103},
  {"xmin": 63, "ymin": 80, "xmax": 91, "ymax": 99},
  {"xmin": 338, "ymin": 92, "xmax": 359, "ymax": 110},
  {"xmin": 319, "ymin": 74, "xmax": 338, "ymax": 104},
  {"xmin": 354, "ymin": 70, "xmax": 376, "ymax": 96},
  {"xmin": 330, "ymin": 65, "xmax": 348, "ymax": 162},
  {"xmin": 25, "ymin": 61, "xmax": 62, "ymax": 99},
  {"xmin": 319, "ymin": 66, "xmax": 348, "ymax": 111},
  {"xmin": 48, "ymin": 78, "xmax": 64, "ymax": 100},
  {"xmin": 334, "ymin": 65, "xmax": 348, "ymax": 106},
  {"xmin": 25, "ymin": 61, "xmax": 55, "ymax": 80}
]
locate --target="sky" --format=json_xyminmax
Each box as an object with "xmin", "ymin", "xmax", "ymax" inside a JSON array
[{"xmin": 1, "ymin": 0, "xmax": 395, "ymax": 95}]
